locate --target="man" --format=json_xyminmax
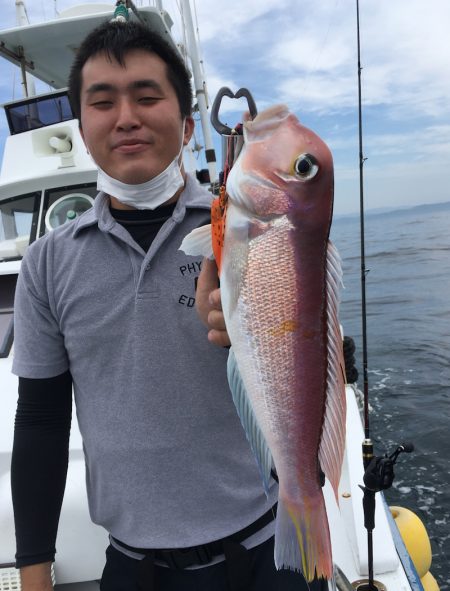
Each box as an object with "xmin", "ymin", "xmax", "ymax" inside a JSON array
[{"xmin": 11, "ymin": 20, "xmax": 326, "ymax": 591}]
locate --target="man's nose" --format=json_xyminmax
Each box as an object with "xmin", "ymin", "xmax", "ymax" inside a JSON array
[{"xmin": 116, "ymin": 98, "xmax": 141, "ymax": 130}]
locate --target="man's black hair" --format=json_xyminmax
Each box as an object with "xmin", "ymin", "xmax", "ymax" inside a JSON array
[{"xmin": 68, "ymin": 20, "xmax": 192, "ymax": 122}]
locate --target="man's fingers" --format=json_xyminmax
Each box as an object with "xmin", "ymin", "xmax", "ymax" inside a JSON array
[
  {"xmin": 195, "ymin": 257, "xmax": 231, "ymax": 347},
  {"xmin": 197, "ymin": 258, "xmax": 219, "ymax": 294},
  {"xmin": 208, "ymin": 329, "xmax": 231, "ymax": 348},
  {"xmin": 195, "ymin": 258, "xmax": 219, "ymax": 327},
  {"xmin": 207, "ymin": 309, "xmax": 226, "ymax": 331},
  {"xmin": 208, "ymin": 288, "xmax": 222, "ymax": 311}
]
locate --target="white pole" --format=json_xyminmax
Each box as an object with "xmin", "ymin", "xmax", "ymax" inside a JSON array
[
  {"xmin": 15, "ymin": 0, "xmax": 36, "ymax": 97},
  {"xmin": 180, "ymin": 0, "xmax": 218, "ymax": 183}
]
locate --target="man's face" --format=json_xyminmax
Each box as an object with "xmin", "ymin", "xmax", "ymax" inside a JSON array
[{"xmin": 79, "ymin": 49, "xmax": 194, "ymax": 184}]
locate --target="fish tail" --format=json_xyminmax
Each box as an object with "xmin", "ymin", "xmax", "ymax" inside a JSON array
[{"xmin": 275, "ymin": 493, "xmax": 333, "ymax": 582}]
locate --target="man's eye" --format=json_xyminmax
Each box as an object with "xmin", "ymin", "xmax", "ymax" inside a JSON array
[
  {"xmin": 91, "ymin": 101, "xmax": 112, "ymax": 108},
  {"xmin": 138, "ymin": 96, "xmax": 159, "ymax": 104}
]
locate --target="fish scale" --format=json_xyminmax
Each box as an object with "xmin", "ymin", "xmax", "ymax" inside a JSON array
[
  {"xmin": 236, "ymin": 220, "xmax": 298, "ymax": 438},
  {"xmin": 235, "ymin": 220, "xmax": 327, "ymax": 473}
]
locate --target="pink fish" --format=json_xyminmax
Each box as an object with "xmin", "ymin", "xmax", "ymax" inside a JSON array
[{"xmin": 181, "ymin": 104, "xmax": 346, "ymax": 581}]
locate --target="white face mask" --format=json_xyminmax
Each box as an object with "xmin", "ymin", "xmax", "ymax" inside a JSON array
[{"xmin": 97, "ymin": 121, "xmax": 186, "ymax": 210}]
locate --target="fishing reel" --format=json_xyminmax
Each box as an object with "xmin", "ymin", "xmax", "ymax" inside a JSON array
[
  {"xmin": 357, "ymin": 441, "xmax": 415, "ymax": 591},
  {"xmin": 363, "ymin": 442, "xmax": 414, "ymax": 493}
]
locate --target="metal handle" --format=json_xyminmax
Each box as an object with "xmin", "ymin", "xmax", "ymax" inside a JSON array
[{"xmin": 210, "ymin": 87, "xmax": 257, "ymax": 136}]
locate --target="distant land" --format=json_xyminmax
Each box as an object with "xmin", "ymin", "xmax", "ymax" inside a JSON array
[{"xmin": 335, "ymin": 200, "xmax": 450, "ymax": 220}]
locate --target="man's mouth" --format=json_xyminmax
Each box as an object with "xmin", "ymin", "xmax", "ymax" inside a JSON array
[{"xmin": 113, "ymin": 139, "xmax": 150, "ymax": 154}]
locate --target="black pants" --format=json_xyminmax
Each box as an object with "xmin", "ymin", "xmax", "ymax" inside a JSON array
[{"xmin": 100, "ymin": 537, "xmax": 328, "ymax": 591}]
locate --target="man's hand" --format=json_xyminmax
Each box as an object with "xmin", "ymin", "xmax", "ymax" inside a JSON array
[
  {"xmin": 196, "ymin": 258, "xmax": 231, "ymax": 347},
  {"xmin": 20, "ymin": 562, "xmax": 53, "ymax": 591}
]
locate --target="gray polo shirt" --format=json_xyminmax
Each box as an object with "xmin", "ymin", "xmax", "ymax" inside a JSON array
[{"xmin": 12, "ymin": 174, "xmax": 277, "ymax": 550}]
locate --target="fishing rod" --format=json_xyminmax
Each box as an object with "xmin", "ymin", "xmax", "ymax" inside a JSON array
[
  {"xmin": 355, "ymin": 3, "xmax": 379, "ymax": 586},
  {"xmin": 355, "ymin": 2, "xmax": 414, "ymax": 590},
  {"xmin": 356, "ymin": 0, "xmax": 370, "ymax": 451}
]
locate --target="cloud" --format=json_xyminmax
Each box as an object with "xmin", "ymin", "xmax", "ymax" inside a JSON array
[
  {"xmin": 365, "ymin": 125, "xmax": 450, "ymax": 159},
  {"xmin": 190, "ymin": 0, "xmax": 291, "ymax": 43},
  {"xmin": 192, "ymin": 0, "xmax": 450, "ymax": 123},
  {"xmin": 0, "ymin": 0, "xmax": 448, "ymax": 215}
]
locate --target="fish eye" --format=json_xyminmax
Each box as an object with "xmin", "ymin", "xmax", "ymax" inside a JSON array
[{"xmin": 293, "ymin": 153, "xmax": 319, "ymax": 180}]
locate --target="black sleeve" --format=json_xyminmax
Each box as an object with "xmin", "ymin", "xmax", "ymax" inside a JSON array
[{"xmin": 11, "ymin": 370, "xmax": 72, "ymax": 568}]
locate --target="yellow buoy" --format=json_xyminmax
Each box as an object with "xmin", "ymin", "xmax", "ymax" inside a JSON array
[
  {"xmin": 421, "ymin": 571, "xmax": 440, "ymax": 591},
  {"xmin": 390, "ymin": 506, "xmax": 432, "ymax": 578}
]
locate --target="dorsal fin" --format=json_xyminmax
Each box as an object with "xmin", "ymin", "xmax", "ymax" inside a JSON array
[{"xmin": 318, "ymin": 241, "xmax": 347, "ymax": 501}]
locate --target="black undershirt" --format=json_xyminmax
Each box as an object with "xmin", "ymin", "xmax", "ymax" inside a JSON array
[
  {"xmin": 110, "ymin": 203, "xmax": 176, "ymax": 252},
  {"xmin": 12, "ymin": 206, "xmax": 176, "ymax": 567}
]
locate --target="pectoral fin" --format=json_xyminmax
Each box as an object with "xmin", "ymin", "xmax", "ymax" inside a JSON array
[{"xmin": 179, "ymin": 224, "xmax": 214, "ymax": 259}]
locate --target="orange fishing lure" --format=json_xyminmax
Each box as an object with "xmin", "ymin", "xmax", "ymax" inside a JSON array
[{"xmin": 211, "ymin": 184, "xmax": 228, "ymax": 273}]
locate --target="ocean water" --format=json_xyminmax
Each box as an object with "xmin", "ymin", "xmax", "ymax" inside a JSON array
[{"xmin": 330, "ymin": 201, "xmax": 450, "ymax": 590}]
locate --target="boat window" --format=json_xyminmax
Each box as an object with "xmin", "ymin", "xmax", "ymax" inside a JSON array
[
  {"xmin": 5, "ymin": 91, "xmax": 74, "ymax": 135},
  {"xmin": 0, "ymin": 193, "xmax": 40, "ymax": 261},
  {"xmin": 0, "ymin": 274, "xmax": 17, "ymax": 358},
  {"xmin": 40, "ymin": 183, "xmax": 97, "ymax": 236}
]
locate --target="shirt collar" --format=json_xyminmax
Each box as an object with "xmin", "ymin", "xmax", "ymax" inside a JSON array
[{"xmin": 72, "ymin": 173, "xmax": 212, "ymax": 238}]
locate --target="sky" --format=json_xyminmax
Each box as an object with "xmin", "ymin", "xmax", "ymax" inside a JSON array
[{"xmin": 0, "ymin": 0, "xmax": 449, "ymax": 215}]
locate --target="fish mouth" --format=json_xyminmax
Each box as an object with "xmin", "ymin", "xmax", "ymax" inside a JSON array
[
  {"xmin": 245, "ymin": 104, "xmax": 290, "ymax": 127},
  {"xmin": 244, "ymin": 105, "xmax": 290, "ymax": 142}
]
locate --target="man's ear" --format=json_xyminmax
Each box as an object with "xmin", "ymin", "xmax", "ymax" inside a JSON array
[{"xmin": 183, "ymin": 116, "xmax": 195, "ymax": 145}]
